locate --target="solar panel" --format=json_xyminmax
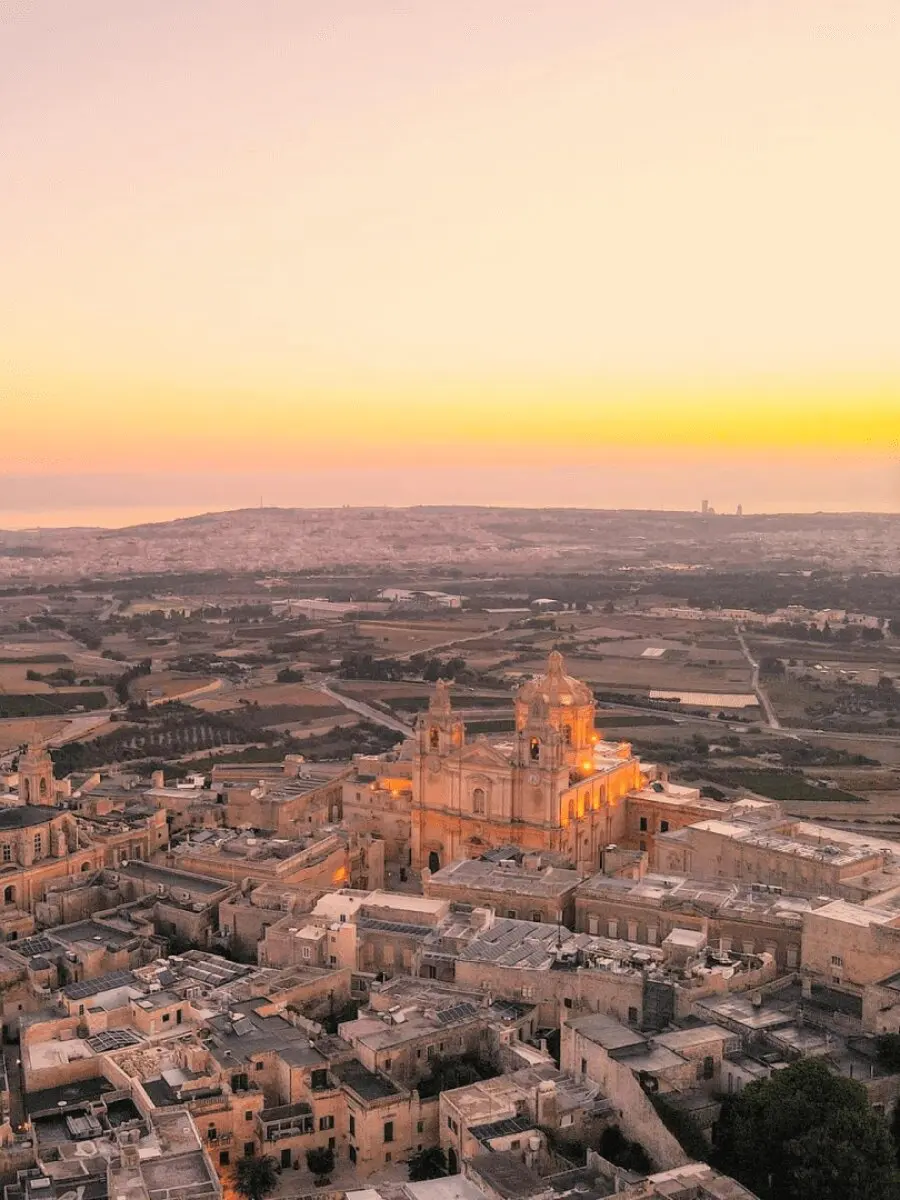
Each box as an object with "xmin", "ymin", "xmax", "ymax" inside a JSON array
[
  {"xmin": 88, "ymin": 1029, "xmax": 142, "ymax": 1053},
  {"xmin": 16, "ymin": 936, "xmax": 55, "ymax": 957},
  {"xmin": 65, "ymin": 970, "xmax": 135, "ymax": 1000},
  {"xmin": 436, "ymin": 1002, "xmax": 479, "ymax": 1025}
]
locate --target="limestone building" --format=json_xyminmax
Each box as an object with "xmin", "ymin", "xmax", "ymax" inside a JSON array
[{"xmin": 411, "ymin": 653, "xmax": 646, "ymax": 873}]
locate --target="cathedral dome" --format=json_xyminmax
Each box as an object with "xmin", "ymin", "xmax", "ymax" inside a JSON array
[{"xmin": 516, "ymin": 651, "xmax": 593, "ymax": 708}]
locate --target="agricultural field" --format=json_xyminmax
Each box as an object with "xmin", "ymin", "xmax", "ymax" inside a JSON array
[{"xmin": 193, "ymin": 681, "xmax": 341, "ymax": 712}]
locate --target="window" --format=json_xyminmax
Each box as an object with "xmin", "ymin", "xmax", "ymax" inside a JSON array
[
  {"xmin": 506, "ymin": 910, "xmax": 517, "ymax": 920},
  {"xmin": 349, "ymin": 1115, "xmax": 355, "ymax": 1137},
  {"xmin": 563, "ymin": 725, "xmax": 572, "ymax": 745},
  {"xmin": 328, "ymin": 1137, "xmax": 335, "ymax": 1150},
  {"xmin": 162, "ymin": 1013, "xmax": 170, "ymax": 1023},
  {"xmin": 302, "ymin": 946, "xmax": 311, "ymax": 960},
  {"xmin": 560, "ymin": 1114, "xmax": 573, "ymax": 1128},
  {"xmin": 532, "ymin": 911, "xmax": 541, "ymax": 922},
  {"xmin": 1, "ymin": 844, "xmax": 10, "ymax": 862},
  {"xmin": 628, "ymin": 1006, "xmax": 638, "ymax": 1024},
  {"xmin": 529, "ymin": 737, "xmax": 540, "ymax": 761},
  {"xmin": 311, "ymin": 1069, "xmax": 328, "ymax": 1090},
  {"xmin": 639, "ymin": 816, "xmax": 648, "ymax": 831},
  {"xmin": 417, "ymin": 1120, "xmax": 424, "ymax": 1134},
  {"xmin": 243, "ymin": 1143, "xmax": 254, "ymax": 1157},
  {"xmin": 639, "ymin": 840, "xmax": 646, "ymax": 852},
  {"xmin": 207, "ymin": 1125, "xmax": 216, "ymax": 1142},
  {"xmin": 563, "ymin": 997, "xmax": 573, "ymax": 1009},
  {"xmin": 660, "ymin": 820, "xmax": 669, "ymax": 833},
  {"xmin": 255, "ymin": 1061, "xmax": 264, "ymax": 1071},
  {"xmin": 384, "ymin": 1058, "xmax": 392, "ymax": 1071},
  {"xmin": 319, "ymin": 1115, "xmax": 334, "ymax": 1131},
  {"xmin": 472, "ymin": 787, "xmax": 485, "ymax": 815},
  {"xmin": 702, "ymin": 1056, "xmax": 715, "ymax": 1080},
  {"xmin": 33, "ymin": 833, "xmax": 42, "ymax": 856},
  {"xmin": 349, "ymin": 1146, "xmax": 357, "ymax": 1164},
  {"xmin": 786, "ymin": 946, "xmax": 799, "ymax": 968},
  {"xmin": 385, "ymin": 1153, "xmax": 392, "ymax": 1164},
  {"xmin": 219, "ymin": 1152, "xmax": 230, "ymax": 1167},
  {"xmin": 244, "ymin": 1111, "xmax": 253, "ymax": 1122},
  {"xmin": 510, "ymin": 1139, "xmax": 521, "ymax": 1150},
  {"xmin": 580, "ymin": 1058, "xmax": 587, "ymax": 1075},
  {"xmin": 430, "ymin": 728, "xmax": 440, "ymax": 750},
  {"xmin": 383, "ymin": 1121, "xmax": 394, "ymax": 1144},
  {"xmin": 831, "ymin": 955, "xmax": 843, "ymax": 967}
]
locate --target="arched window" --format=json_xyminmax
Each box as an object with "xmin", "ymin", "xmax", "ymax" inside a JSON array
[
  {"xmin": 3, "ymin": 885, "xmax": 15, "ymax": 905},
  {"xmin": 529, "ymin": 737, "xmax": 540, "ymax": 762},
  {"xmin": 472, "ymin": 787, "xmax": 485, "ymax": 815},
  {"xmin": 568, "ymin": 796, "xmax": 577, "ymax": 821},
  {"xmin": 429, "ymin": 727, "xmax": 440, "ymax": 751},
  {"xmin": 22, "ymin": 779, "xmax": 30, "ymax": 803},
  {"xmin": 39, "ymin": 777, "xmax": 48, "ymax": 799}
]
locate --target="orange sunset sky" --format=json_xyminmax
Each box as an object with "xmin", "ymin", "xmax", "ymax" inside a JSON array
[{"xmin": 2, "ymin": 0, "xmax": 899, "ymax": 526}]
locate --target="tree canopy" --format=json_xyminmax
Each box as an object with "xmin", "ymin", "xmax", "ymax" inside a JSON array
[
  {"xmin": 233, "ymin": 1155, "xmax": 278, "ymax": 1200},
  {"xmin": 407, "ymin": 1146, "xmax": 447, "ymax": 1181},
  {"xmin": 712, "ymin": 1058, "xmax": 899, "ymax": 1200}
]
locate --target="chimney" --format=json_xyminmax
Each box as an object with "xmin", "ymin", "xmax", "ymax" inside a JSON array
[{"xmin": 535, "ymin": 1079, "xmax": 558, "ymax": 1128}]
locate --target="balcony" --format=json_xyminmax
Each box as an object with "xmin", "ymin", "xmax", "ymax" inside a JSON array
[{"xmin": 258, "ymin": 1102, "xmax": 314, "ymax": 1142}]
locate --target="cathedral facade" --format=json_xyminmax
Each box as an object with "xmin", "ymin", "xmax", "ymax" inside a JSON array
[{"xmin": 411, "ymin": 652, "xmax": 646, "ymax": 875}]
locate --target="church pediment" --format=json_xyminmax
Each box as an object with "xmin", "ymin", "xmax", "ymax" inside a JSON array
[{"xmin": 458, "ymin": 741, "xmax": 511, "ymax": 769}]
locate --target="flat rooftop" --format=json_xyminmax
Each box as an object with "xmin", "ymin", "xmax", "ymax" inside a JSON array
[
  {"xmin": 429, "ymin": 858, "xmax": 580, "ymax": 898},
  {"xmin": 119, "ymin": 861, "xmax": 228, "ymax": 896},
  {"xmin": 333, "ymin": 1060, "xmax": 404, "ymax": 1102}
]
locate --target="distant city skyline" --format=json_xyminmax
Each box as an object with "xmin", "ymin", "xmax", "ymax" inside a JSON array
[
  {"xmin": 2, "ymin": 2, "xmax": 898, "ymax": 524},
  {"xmin": 2, "ymin": 454, "xmax": 898, "ymax": 531}
]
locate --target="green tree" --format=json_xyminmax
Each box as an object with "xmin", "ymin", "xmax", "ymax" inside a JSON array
[
  {"xmin": 407, "ymin": 1146, "xmax": 447, "ymax": 1181},
  {"xmin": 712, "ymin": 1058, "xmax": 899, "ymax": 1200},
  {"xmin": 233, "ymin": 1154, "xmax": 278, "ymax": 1200},
  {"xmin": 305, "ymin": 1146, "xmax": 335, "ymax": 1184}
]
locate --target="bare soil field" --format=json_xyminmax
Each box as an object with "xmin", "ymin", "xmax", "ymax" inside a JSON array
[
  {"xmin": 130, "ymin": 673, "xmax": 220, "ymax": 703},
  {"xmin": 356, "ymin": 616, "xmax": 498, "ymax": 655},
  {"xmin": 0, "ymin": 716, "xmax": 68, "ymax": 753},
  {"xmin": 193, "ymin": 682, "xmax": 340, "ymax": 712},
  {"xmin": 515, "ymin": 654, "xmax": 752, "ymax": 693},
  {"xmin": 0, "ymin": 665, "xmax": 54, "ymax": 692}
]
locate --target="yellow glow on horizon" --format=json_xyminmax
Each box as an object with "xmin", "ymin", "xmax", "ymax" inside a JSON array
[{"xmin": 4, "ymin": 372, "xmax": 898, "ymax": 474}]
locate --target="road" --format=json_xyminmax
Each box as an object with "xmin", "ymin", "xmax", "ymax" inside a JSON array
[
  {"xmin": 315, "ymin": 682, "xmax": 413, "ymax": 736},
  {"xmin": 735, "ymin": 625, "xmax": 781, "ymax": 729}
]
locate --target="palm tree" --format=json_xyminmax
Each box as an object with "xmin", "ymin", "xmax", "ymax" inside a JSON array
[{"xmin": 234, "ymin": 1154, "xmax": 278, "ymax": 1200}]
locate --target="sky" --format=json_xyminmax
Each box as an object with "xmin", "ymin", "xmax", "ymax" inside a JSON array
[{"xmin": 2, "ymin": 0, "xmax": 899, "ymax": 527}]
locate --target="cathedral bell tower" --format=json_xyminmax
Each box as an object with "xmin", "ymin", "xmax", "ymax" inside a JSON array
[
  {"xmin": 17, "ymin": 741, "xmax": 57, "ymax": 806},
  {"xmin": 415, "ymin": 680, "xmax": 465, "ymax": 757},
  {"xmin": 516, "ymin": 696, "xmax": 564, "ymax": 770}
]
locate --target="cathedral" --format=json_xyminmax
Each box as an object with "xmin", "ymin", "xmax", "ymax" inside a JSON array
[{"xmin": 411, "ymin": 651, "xmax": 646, "ymax": 875}]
